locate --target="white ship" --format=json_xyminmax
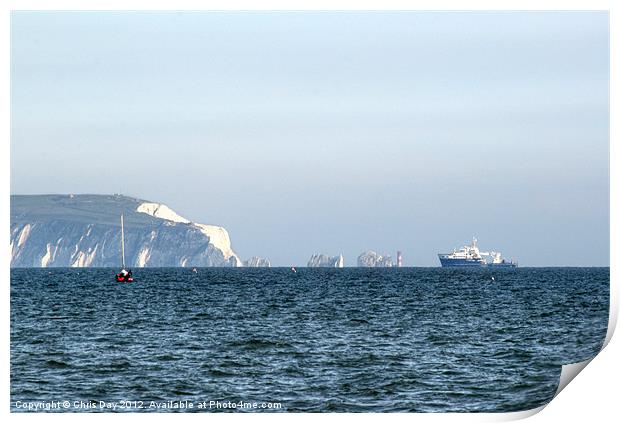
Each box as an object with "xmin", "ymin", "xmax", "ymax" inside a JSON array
[{"xmin": 438, "ymin": 238, "xmax": 517, "ymax": 268}]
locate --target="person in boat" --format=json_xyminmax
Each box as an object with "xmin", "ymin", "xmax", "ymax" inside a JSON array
[
  {"xmin": 127, "ymin": 269, "xmax": 133, "ymax": 279},
  {"xmin": 116, "ymin": 269, "xmax": 130, "ymax": 281}
]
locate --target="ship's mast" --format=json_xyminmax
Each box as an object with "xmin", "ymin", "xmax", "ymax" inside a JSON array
[{"xmin": 120, "ymin": 213, "xmax": 126, "ymax": 269}]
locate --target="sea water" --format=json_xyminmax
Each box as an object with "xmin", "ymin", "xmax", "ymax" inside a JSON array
[{"xmin": 10, "ymin": 267, "xmax": 609, "ymax": 412}]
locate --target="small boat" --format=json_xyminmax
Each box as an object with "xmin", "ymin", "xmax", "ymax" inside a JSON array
[
  {"xmin": 116, "ymin": 269, "xmax": 133, "ymax": 283},
  {"xmin": 115, "ymin": 213, "xmax": 134, "ymax": 283}
]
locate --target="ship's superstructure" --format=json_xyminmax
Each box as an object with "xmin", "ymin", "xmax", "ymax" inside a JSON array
[{"xmin": 488, "ymin": 251, "xmax": 518, "ymax": 268}]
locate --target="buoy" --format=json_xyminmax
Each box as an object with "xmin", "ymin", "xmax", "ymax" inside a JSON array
[{"xmin": 291, "ymin": 267, "xmax": 297, "ymax": 273}]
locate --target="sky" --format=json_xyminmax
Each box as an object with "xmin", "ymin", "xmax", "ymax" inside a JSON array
[{"xmin": 11, "ymin": 11, "xmax": 609, "ymax": 266}]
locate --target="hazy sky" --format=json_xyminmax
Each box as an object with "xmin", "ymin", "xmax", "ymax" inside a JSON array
[{"xmin": 11, "ymin": 11, "xmax": 609, "ymax": 266}]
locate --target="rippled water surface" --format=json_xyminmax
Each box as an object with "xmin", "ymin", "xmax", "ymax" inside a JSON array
[{"xmin": 11, "ymin": 268, "xmax": 609, "ymax": 412}]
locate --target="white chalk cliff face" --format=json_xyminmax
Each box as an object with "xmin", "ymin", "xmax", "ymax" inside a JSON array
[
  {"xmin": 136, "ymin": 202, "xmax": 241, "ymax": 266},
  {"xmin": 136, "ymin": 202, "xmax": 190, "ymax": 224},
  {"xmin": 10, "ymin": 194, "xmax": 242, "ymax": 268},
  {"xmin": 307, "ymin": 254, "xmax": 344, "ymax": 268},
  {"xmin": 244, "ymin": 256, "xmax": 271, "ymax": 267},
  {"xmin": 357, "ymin": 251, "xmax": 394, "ymax": 267}
]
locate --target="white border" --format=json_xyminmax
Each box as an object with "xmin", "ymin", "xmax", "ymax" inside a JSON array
[{"xmin": 2, "ymin": 1, "xmax": 616, "ymax": 422}]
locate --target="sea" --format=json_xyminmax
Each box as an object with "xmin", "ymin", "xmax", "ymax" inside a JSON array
[{"xmin": 10, "ymin": 267, "xmax": 609, "ymax": 412}]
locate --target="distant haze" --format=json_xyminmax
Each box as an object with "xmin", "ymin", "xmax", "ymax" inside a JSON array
[{"xmin": 11, "ymin": 11, "xmax": 609, "ymax": 266}]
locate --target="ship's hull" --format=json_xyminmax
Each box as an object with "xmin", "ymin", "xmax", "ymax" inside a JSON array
[{"xmin": 438, "ymin": 255, "xmax": 486, "ymax": 267}]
